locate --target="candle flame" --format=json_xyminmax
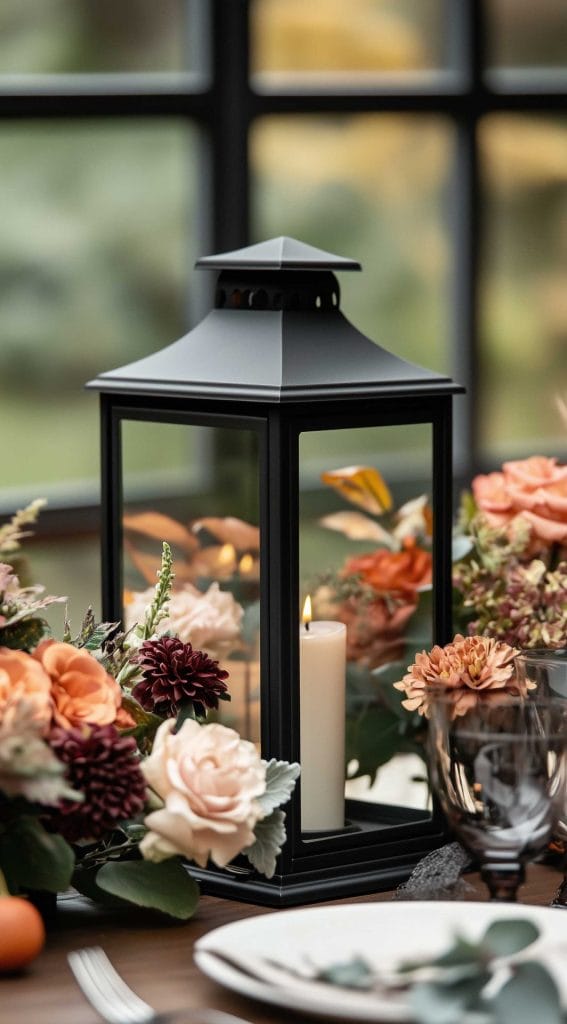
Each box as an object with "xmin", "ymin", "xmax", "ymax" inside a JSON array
[
  {"xmin": 302, "ymin": 595, "xmax": 312, "ymax": 625},
  {"xmin": 218, "ymin": 543, "xmax": 236, "ymax": 567},
  {"xmin": 239, "ymin": 553, "xmax": 254, "ymax": 574}
]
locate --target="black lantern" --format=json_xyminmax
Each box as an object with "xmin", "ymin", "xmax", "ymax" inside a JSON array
[{"xmin": 89, "ymin": 237, "xmax": 463, "ymax": 906}]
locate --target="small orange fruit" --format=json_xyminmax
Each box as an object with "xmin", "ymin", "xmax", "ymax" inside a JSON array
[{"xmin": 0, "ymin": 896, "xmax": 46, "ymax": 972}]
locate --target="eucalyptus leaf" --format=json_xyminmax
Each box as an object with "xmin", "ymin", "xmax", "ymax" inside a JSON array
[
  {"xmin": 482, "ymin": 919, "xmax": 540, "ymax": 957},
  {"xmin": 492, "ymin": 961, "xmax": 562, "ymax": 1024},
  {"xmin": 410, "ymin": 974, "xmax": 489, "ymax": 1024},
  {"xmin": 243, "ymin": 809, "xmax": 286, "ymax": 878},
  {"xmin": 317, "ymin": 957, "xmax": 374, "ymax": 990},
  {"xmin": 257, "ymin": 759, "xmax": 300, "ymax": 816},
  {"xmin": 96, "ymin": 858, "xmax": 199, "ymax": 919}
]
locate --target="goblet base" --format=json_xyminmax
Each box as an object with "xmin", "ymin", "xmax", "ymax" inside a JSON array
[{"xmin": 480, "ymin": 861, "xmax": 525, "ymax": 902}]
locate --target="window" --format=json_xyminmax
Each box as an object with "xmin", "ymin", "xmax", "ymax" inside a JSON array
[{"xmin": 1, "ymin": 0, "xmax": 566, "ymax": 618}]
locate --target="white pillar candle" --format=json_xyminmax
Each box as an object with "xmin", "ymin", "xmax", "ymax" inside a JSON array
[{"xmin": 299, "ymin": 609, "xmax": 347, "ymax": 831}]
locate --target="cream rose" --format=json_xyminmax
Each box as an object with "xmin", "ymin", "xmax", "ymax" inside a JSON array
[
  {"xmin": 126, "ymin": 582, "xmax": 243, "ymax": 658},
  {"xmin": 140, "ymin": 718, "xmax": 266, "ymax": 868}
]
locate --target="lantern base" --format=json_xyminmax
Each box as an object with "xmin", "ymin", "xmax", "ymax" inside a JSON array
[{"xmin": 190, "ymin": 832, "xmax": 448, "ymax": 907}]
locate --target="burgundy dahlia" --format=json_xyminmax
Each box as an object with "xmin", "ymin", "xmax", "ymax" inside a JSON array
[
  {"xmin": 132, "ymin": 636, "xmax": 230, "ymax": 719},
  {"xmin": 48, "ymin": 724, "xmax": 146, "ymax": 843}
]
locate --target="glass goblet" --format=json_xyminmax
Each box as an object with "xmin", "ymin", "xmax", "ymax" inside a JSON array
[
  {"xmin": 427, "ymin": 694, "xmax": 567, "ymax": 902},
  {"xmin": 516, "ymin": 653, "xmax": 567, "ymax": 907}
]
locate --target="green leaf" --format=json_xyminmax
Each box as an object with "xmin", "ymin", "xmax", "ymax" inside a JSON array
[
  {"xmin": 0, "ymin": 815, "xmax": 75, "ymax": 893},
  {"xmin": 81, "ymin": 622, "xmax": 119, "ymax": 652},
  {"xmin": 257, "ymin": 760, "xmax": 300, "ymax": 816},
  {"xmin": 243, "ymin": 809, "xmax": 286, "ymax": 879},
  {"xmin": 96, "ymin": 858, "xmax": 199, "ymax": 919},
  {"xmin": 72, "ymin": 866, "xmax": 131, "ymax": 907},
  {"xmin": 317, "ymin": 957, "xmax": 374, "ymax": 990},
  {"xmin": 345, "ymin": 705, "xmax": 403, "ymax": 782},
  {"xmin": 492, "ymin": 962, "xmax": 562, "ymax": 1024},
  {"xmin": 482, "ymin": 919, "xmax": 540, "ymax": 957},
  {"xmin": 0, "ymin": 617, "xmax": 48, "ymax": 651},
  {"xmin": 175, "ymin": 701, "xmax": 197, "ymax": 729},
  {"xmin": 410, "ymin": 974, "xmax": 489, "ymax": 1024}
]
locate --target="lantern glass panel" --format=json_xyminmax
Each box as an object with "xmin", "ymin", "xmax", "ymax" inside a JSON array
[
  {"xmin": 299, "ymin": 422, "xmax": 433, "ymax": 829},
  {"xmin": 121, "ymin": 419, "xmax": 261, "ymax": 744}
]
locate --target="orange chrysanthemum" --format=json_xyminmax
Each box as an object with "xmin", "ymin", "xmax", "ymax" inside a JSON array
[{"xmin": 394, "ymin": 634, "xmax": 530, "ymax": 718}]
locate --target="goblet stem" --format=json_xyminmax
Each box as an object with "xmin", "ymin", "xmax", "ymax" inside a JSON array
[{"xmin": 481, "ymin": 862, "xmax": 525, "ymax": 902}]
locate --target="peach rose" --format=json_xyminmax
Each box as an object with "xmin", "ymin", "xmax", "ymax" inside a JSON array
[
  {"xmin": 503, "ymin": 455, "xmax": 567, "ymax": 491},
  {"xmin": 472, "ymin": 471, "xmax": 515, "ymax": 529},
  {"xmin": 33, "ymin": 639, "xmax": 131, "ymax": 730},
  {"xmin": 473, "ymin": 456, "xmax": 567, "ymax": 546},
  {"xmin": 506, "ymin": 475, "xmax": 567, "ymax": 545},
  {"xmin": 0, "ymin": 648, "xmax": 52, "ymax": 733},
  {"xmin": 140, "ymin": 718, "xmax": 266, "ymax": 868},
  {"xmin": 343, "ymin": 537, "xmax": 432, "ymax": 598}
]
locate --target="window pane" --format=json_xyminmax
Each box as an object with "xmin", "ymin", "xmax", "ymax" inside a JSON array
[
  {"xmin": 252, "ymin": 115, "xmax": 453, "ymax": 375},
  {"xmin": 252, "ymin": 0, "xmax": 449, "ymax": 76},
  {"xmin": 122, "ymin": 421, "xmax": 262, "ymax": 744},
  {"xmin": 0, "ymin": 0, "xmax": 189, "ymax": 74},
  {"xmin": 0, "ymin": 120, "xmax": 194, "ymax": 502},
  {"xmin": 299, "ymin": 424, "xmax": 433, "ymax": 821},
  {"xmin": 480, "ymin": 115, "xmax": 567, "ymax": 458},
  {"xmin": 487, "ymin": 0, "xmax": 567, "ymax": 69}
]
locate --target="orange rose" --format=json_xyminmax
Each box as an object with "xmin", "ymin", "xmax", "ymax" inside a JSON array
[
  {"xmin": 33, "ymin": 639, "xmax": 132, "ymax": 730},
  {"xmin": 0, "ymin": 648, "xmax": 52, "ymax": 733},
  {"xmin": 343, "ymin": 538, "xmax": 432, "ymax": 598}
]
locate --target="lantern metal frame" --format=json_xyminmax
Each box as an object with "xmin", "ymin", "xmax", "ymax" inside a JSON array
[{"xmin": 91, "ymin": 237, "xmax": 463, "ymax": 906}]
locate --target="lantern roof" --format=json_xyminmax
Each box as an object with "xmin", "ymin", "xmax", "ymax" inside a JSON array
[
  {"xmin": 196, "ymin": 236, "xmax": 361, "ymax": 272},
  {"xmin": 88, "ymin": 237, "xmax": 462, "ymax": 403}
]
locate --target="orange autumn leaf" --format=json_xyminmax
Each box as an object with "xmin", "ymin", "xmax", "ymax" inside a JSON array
[
  {"xmin": 192, "ymin": 517, "xmax": 260, "ymax": 551},
  {"xmin": 123, "ymin": 511, "xmax": 199, "ymax": 554},
  {"xmin": 321, "ymin": 465, "xmax": 393, "ymax": 516}
]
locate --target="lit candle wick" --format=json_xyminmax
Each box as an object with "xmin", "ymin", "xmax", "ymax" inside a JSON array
[{"xmin": 302, "ymin": 595, "xmax": 312, "ymax": 632}]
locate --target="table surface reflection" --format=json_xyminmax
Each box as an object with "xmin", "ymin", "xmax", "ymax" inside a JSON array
[{"xmin": 4, "ymin": 863, "xmax": 563, "ymax": 1024}]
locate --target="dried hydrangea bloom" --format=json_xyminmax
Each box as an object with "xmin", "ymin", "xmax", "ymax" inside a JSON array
[{"xmin": 394, "ymin": 634, "xmax": 528, "ymax": 718}]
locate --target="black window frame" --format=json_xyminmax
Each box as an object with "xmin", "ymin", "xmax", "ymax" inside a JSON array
[{"xmin": 1, "ymin": 0, "xmax": 565, "ymax": 535}]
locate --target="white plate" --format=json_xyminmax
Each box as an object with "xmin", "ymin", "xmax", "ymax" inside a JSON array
[{"xmin": 194, "ymin": 900, "xmax": 567, "ymax": 1022}]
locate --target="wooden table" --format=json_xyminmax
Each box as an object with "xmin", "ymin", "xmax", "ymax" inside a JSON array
[{"xmin": 3, "ymin": 864, "xmax": 563, "ymax": 1024}]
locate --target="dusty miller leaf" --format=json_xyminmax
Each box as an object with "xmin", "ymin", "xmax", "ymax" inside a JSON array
[
  {"xmin": 257, "ymin": 759, "xmax": 300, "ymax": 816},
  {"xmin": 243, "ymin": 809, "xmax": 286, "ymax": 878}
]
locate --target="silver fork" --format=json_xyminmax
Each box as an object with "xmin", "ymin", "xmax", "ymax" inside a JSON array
[{"xmin": 68, "ymin": 946, "xmax": 253, "ymax": 1024}]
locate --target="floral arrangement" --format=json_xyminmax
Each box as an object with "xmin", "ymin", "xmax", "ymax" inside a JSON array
[
  {"xmin": 309, "ymin": 455, "xmax": 566, "ymax": 787},
  {"xmin": 454, "ymin": 455, "xmax": 567, "ymax": 649},
  {"xmin": 0, "ymin": 502, "xmax": 298, "ymax": 920}
]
